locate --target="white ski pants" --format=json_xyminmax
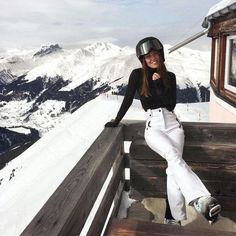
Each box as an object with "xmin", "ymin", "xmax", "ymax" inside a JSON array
[{"xmin": 144, "ymin": 108, "xmax": 210, "ymax": 221}]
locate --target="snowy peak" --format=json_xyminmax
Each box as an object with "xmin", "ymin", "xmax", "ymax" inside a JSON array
[
  {"xmin": 85, "ymin": 42, "xmax": 121, "ymax": 56},
  {"xmin": 33, "ymin": 44, "xmax": 63, "ymax": 57}
]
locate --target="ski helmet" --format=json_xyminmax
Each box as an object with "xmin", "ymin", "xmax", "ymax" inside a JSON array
[{"xmin": 136, "ymin": 37, "xmax": 165, "ymax": 61}]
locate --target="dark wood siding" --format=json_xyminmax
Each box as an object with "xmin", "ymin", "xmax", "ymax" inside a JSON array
[{"xmin": 209, "ymin": 10, "xmax": 236, "ymax": 107}]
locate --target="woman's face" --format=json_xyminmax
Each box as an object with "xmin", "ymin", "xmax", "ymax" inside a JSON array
[{"xmin": 144, "ymin": 50, "xmax": 161, "ymax": 69}]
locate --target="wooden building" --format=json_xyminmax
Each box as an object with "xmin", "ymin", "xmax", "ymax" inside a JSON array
[
  {"xmin": 169, "ymin": 0, "xmax": 236, "ymax": 122},
  {"xmin": 203, "ymin": 0, "xmax": 236, "ymax": 122}
]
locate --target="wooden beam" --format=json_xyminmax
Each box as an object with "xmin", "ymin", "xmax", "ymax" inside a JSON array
[
  {"xmin": 209, "ymin": 11, "xmax": 236, "ymax": 37},
  {"xmin": 22, "ymin": 127, "xmax": 123, "ymax": 236},
  {"xmin": 122, "ymin": 121, "xmax": 236, "ymax": 143},
  {"xmin": 130, "ymin": 160, "xmax": 236, "ymax": 181},
  {"xmin": 130, "ymin": 139, "xmax": 236, "ymax": 164},
  {"xmin": 86, "ymin": 155, "xmax": 124, "ymax": 236}
]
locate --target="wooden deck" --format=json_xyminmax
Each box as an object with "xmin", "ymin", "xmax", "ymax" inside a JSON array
[
  {"xmin": 21, "ymin": 121, "xmax": 236, "ymax": 235},
  {"xmin": 105, "ymin": 219, "xmax": 236, "ymax": 236}
]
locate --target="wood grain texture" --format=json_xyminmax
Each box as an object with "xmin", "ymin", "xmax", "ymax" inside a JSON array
[
  {"xmin": 126, "ymin": 121, "xmax": 236, "ymax": 213},
  {"xmin": 87, "ymin": 156, "xmax": 124, "ymax": 236},
  {"xmin": 105, "ymin": 219, "xmax": 236, "ymax": 236},
  {"xmin": 22, "ymin": 127, "xmax": 123, "ymax": 236},
  {"xmin": 122, "ymin": 120, "xmax": 236, "ymax": 144},
  {"xmin": 130, "ymin": 139, "xmax": 236, "ymax": 164}
]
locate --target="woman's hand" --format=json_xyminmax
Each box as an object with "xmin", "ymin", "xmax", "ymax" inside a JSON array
[
  {"xmin": 152, "ymin": 72, "xmax": 160, "ymax": 80},
  {"xmin": 105, "ymin": 121, "xmax": 118, "ymax": 127}
]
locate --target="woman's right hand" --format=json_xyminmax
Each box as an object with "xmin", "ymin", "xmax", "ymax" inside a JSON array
[{"xmin": 152, "ymin": 72, "xmax": 160, "ymax": 80}]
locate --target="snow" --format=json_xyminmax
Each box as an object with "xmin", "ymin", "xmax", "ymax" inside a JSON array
[
  {"xmin": 0, "ymin": 95, "xmax": 210, "ymax": 236},
  {"xmin": 0, "ymin": 42, "xmax": 210, "ymax": 92},
  {"xmin": 6, "ymin": 127, "xmax": 31, "ymax": 135},
  {"xmin": 206, "ymin": 0, "xmax": 236, "ymax": 17},
  {"xmin": 0, "ymin": 99, "xmax": 67, "ymax": 135},
  {"xmin": 165, "ymin": 45, "xmax": 210, "ymax": 89}
]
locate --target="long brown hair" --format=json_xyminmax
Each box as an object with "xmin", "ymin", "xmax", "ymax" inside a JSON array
[{"xmin": 140, "ymin": 52, "xmax": 170, "ymax": 97}]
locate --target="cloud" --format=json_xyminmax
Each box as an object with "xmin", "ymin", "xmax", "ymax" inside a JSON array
[{"xmin": 0, "ymin": 0, "xmax": 220, "ymax": 51}]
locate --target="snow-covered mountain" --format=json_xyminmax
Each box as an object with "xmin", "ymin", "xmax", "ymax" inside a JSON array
[
  {"xmin": 0, "ymin": 42, "xmax": 210, "ymax": 161},
  {"xmin": 33, "ymin": 44, "xmax": 63, "ymax": 57}
]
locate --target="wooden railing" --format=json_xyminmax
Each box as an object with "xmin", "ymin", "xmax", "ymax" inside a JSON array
[
  {"xmin": 22, "ymin": 126, "xmax": 125, "ymax": 236},
  {"xmin": 21, "ymin": 121, "xmax": 236, "ymax": 236}
]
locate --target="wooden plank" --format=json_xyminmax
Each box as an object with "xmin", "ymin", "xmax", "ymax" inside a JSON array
[
  {"xmin": 122, "ymin": 120, "xmax": 236, "ymax": 144},
  {"xmin": 218, "ymin": 196, "xmax": 236, "ymax": 212},
  {"xmin": 130, "ymin": 175, "xmax": 167, "ymax": 199},
  {"xmin": 209, "ymin": 11, "xmax": 236, "ymax": 36},
  {"xmin": 130, "ymin": 139, "xmax": 236, "ymax": 164},
  {"xmin": 110, "ymin": 181, "xmax": 125, "ymax": 218},
  {"xmin": 130, "ymin": 189, "xmax": 165, "ymax": 201},
  {"xmin": 129, "ymin": 139, "xmax": 163, "ymax": 161},
  {"xmin": 183, "ymin": 124, "xmax": 236, "ymax": 144},
  {"xmin": 130, "ymin": 174, "xmax": 236, "ymax": 198},
  {"xmin": 203, "ymin": 180, "xmax": 236, "ymax": 197},
  {"xmin": 123, "ymin": 153, "xmax": 131, "ymax": 192},
  {"xmin": 183, "ymin": 143, "xmax": 236, "ymax": 164},
  {"xmin": 130, "ymin": 160, "xmax": 236, "ymax": 181},
  {"xmin": 130, "ymin": 181, "xmax": 236, "ymax": 211},
  {"xmin": 130, "ymin": 160, "xmax": 167, "ymax": 177},
  {"xmin": 130, "ymin": 188, "xmax": 236, "ymax": 212},
  {"xmin": 122, "ymin": 120, "xmax": 146, "ymax": 141},
  {"xmin": 87, "ymin": 155, "xmax": 124, "ymax": 236},
  {"xmin": 104, "ymin": 219, "xmax": 236, "ymax": 236},
  {"xmin": 22, "ymin": 127, "xmax": 123, "ymax": 236},
  {"xmin": 193, "ymin": 164, "xmax": 236, "ymax": 182}
]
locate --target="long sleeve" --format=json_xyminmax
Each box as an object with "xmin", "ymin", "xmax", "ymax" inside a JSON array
[
  {"xmin": 114, "ymin": 69, "xmax": 138, "ymax": 125},
  {"xmin": 167, "ymin": 73, "xmax": 177, "ymax": 111},
  {"xmin": 145, "ymin": 71, "xmax": 177, "ymax": 112}
]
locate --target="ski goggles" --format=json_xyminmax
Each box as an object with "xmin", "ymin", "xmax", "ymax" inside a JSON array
[{"xmin": 136, "ymin": 39, "xmax": 163, "ymax": 58}]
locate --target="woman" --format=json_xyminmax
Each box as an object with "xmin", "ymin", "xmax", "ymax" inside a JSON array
[{"xmin": 105, "ymin": 37, "xmax": 221, "ymax": 225}]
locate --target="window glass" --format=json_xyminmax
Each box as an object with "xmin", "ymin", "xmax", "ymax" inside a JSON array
[
  {"xmin": 229, "ymin": 38, "xmax": 236, "ymax": 87},
  {"xmin": 225, "ymin": 36, "xmax": 236, "ymax": 93}
]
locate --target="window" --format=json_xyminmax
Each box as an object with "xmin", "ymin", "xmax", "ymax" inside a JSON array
[
  {"xmin": 214, "ymin": 38, "xmax": 219, "ymax": 81},
  {"xmin": 225, "ymin": 35, "xmax": 236, "ymax": 93}
]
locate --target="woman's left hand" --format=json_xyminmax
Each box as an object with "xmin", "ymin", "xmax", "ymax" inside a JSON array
[{"xmin": 152, "ymin": 72, "xmax": 160, "ymax": 80}]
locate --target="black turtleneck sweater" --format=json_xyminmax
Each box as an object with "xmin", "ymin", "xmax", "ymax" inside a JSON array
[{"xmin": 114, "ymin": 68, "xmax": 176, "ymax": 125}]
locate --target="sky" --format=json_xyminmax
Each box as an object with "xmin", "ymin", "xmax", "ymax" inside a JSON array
[{"xmin": 0, "ymin": 0, "xmax": 221, "ymax": 52}]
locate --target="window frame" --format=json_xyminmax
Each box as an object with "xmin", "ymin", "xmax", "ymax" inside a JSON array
[
  {"xmin": 224, "ymin": 35, "xmax": 236, "ymax": 93},
  {"xmin": 213, "ymin": 38, "xmax": 219, "ymax": 82}
]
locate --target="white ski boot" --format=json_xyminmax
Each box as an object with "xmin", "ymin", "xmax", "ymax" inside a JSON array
[
  {"xmin": 164, "ymin": 218, "xmax": 181, "ymax": 226},
  {"xmin": 193, "ymin": 196, "xmax": 221, "ymax": 224}
]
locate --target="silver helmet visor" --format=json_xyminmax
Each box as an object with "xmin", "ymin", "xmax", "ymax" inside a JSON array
[{"xmin": 137, "ymin": 39, "xmax": 163, "ymax": 58}]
